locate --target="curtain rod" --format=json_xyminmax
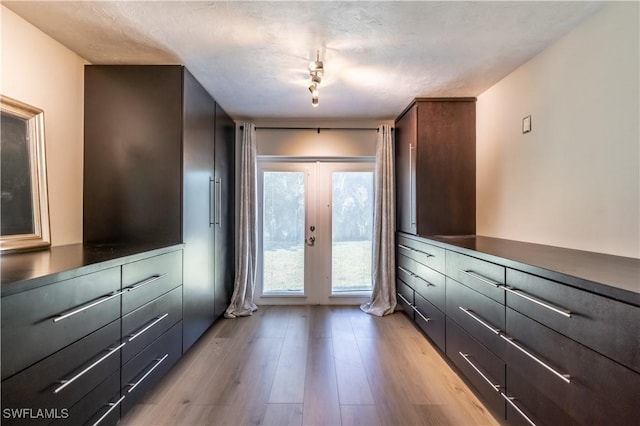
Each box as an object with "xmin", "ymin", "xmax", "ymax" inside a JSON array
[{"xmin": 239, "ymin": 126, "xmax": 393, "ymax": 133}]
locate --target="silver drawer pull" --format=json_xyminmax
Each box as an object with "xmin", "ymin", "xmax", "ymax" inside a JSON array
[
  {"xmin": 411, "ymin": 305, "xmax": 432, "ymax": 323},
  {"xmin": 128, "ymin": 313, "xmax": 169, "ymax": 342},
  {"xmin": 500, "ymin": 335, "xmax": 571, "ymax": 384},
  {"xmin": 459, "ymin": 307, "xmax": 500, "ymax": 335},
  {"xmin": 124, "ymin": 273, "xmax": 168, "ymax": 292},
  {"xmin": 91, "ymin": 395, "xmax": 126, "ymax": 426},
  {"xmin": 127, "ymin": 354, "xmax": 169, "ymax": 394},
  {"xmin": 505, "ymin": 286, "xmax": 571, "ymax": 318},
  {"xmin": 397, "ymin": 266, "xmax": 416, "ymax": 276},
  {"xmin": 501, "ymin": 392, "xmax": 537, "ymax": 426},
  {"xmin": 459, "ymin": 352, "xmax": 501, "ymax": 392},
  {"xmin": 53, "ymin": 291, "xmax": 122, "ymax": 323},
  {"xmin": 54, "ymin": 342, "xmax": 126, "ymax": 394},
  {"xmin": 415, "ymin": 276, "xmax": 435, "ymax": 287},
  {"xmin": 461, "ymin": 270, "xmax": 501, "ymax": 288},
  {"xmin": 396, "ymin": 292, "xmax": 412, "ymax": 306},
  {"xmin": 398, "ymin": 244, "xmax": 434, "ymax": 258}
]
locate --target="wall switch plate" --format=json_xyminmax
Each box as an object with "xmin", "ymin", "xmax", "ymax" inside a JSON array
[{"xmin": 522, "ymin": 115, "xmax": 532, "ymax": 134}]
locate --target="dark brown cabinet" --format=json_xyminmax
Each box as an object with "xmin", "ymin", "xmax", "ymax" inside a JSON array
[
  {"xmin": 83, "ymin": 65, "xmax": 235, "ymax": 353},
  {"xmin": 395, "ymin": 98, "xmax": 476, "ymax": 236}
]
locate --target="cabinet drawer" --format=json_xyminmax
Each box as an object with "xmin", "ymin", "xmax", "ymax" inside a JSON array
[
  {"xmin": 1, "ymin": 267, "xmax": 121, "ymax": 379},
  {"xmin": 396, "ymin": 279, "xmax": 414, "ymax": 319},
  {"xmin": 122, "ymin": 250, "xmax": 182, "ymax": 315},
  {"xmin": 121, "ymin": 321, "xmax": 182, "ymax": 416},
  {"xmin": 506, "ymin": 269, "xmax": 640, "ymax": 373},
  {"xmin": 397, "ymin": 254, "xmax": 416, "ymax": 287},
  {"xmin": 397, "ymin": 235, "xmax": 445, "ymax": 273},
  {"xmin": 504, "ymin": 308, "xmax": 640, "ymax": 426},
  {"xmin": 446, "ymin": 318, "xmax": 505, "ymax": 419},
  {"xmin": 446, "ymin": 251, "xmax": 504, "ymax": 303},
  {"xmin": 51, "ymin": 371, "xmax": 121, "ymax": 426},
  {"xmin": 414, "ymin": 293, "xmax": 445, "ymax": 352},
  {"xmin": 412, "ymin": 261, "xmax": 445, "ymax": 312},
  {"xmin": 1, "ymin": 319, "xmax": 121, "ymax": 424},
  {"xmin": 446, "ymin": 278, "xmax": 505, "ymax": 359},
  {"xmin": 121, "ymin": 286, "xmax": 182, "ymax": 364}
]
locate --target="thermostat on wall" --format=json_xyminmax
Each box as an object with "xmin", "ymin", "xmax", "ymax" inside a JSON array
[{"xmin": 522, "ymin": 115, "xmax": 532, "ymax": 134}]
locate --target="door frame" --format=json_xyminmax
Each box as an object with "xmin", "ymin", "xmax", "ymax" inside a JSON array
[{"xmin": 255, "ymin": 157, "xmax": 374, "ymax": 305}]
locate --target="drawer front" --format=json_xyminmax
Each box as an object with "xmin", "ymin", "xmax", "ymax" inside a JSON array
[
  {"xmin": 50, "ymin": 371, "xmax": 121, "ymax": 426},
  {"xmin": 396, "ymin": 254, "xmax": 416, "ymax": 289},
  {"xmin": 446, "ymin": 251, "xmax": 505, "ymax": 303},
  {"xmin": 446, "ymin": 318, "xmax": 505, "ymax": 419},
  {"xmin": 121, "ymin": 321, "xmax": 182, "ymax": 416},
  {"xmin": 414, "ymin": 293, "xmax": 445, "ymax": 352},
  {"xmin": 504, "ymin": 308, "xmax": 640, "ymax": 426},
  {"xmin": 2, "ymin": 319, "xmax": 121, "ymax": 421},
  {"xmin": 122, "ymin": 250, "xmax": 183, "ymax": 315},
  {"xmin": 506, "ymin": 269, "xmax": 640, "ymax": 373},
  {"xmin": 397, "ymin": 234, "xmax": 445, "ymax": 273},
  {"xmin": 1, "ymin": 267, "xmax": 121, "ymax": 379},
  {"xmin": 121, "ymin": 286, "xmax": 182, "ymax": 364},
  {"xmin": 396, "ymin": 279, "xmax": 414, "ymax": 319},
  {"xmin": 446, "ymin": 278, "xmax": 506, "ymax": 359},
  {"xmin": 412, "ymin": 261, "xmax": 445, "ymax": 312}
]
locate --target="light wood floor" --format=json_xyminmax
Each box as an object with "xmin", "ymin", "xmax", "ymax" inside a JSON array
[{"xmin": 121, "ymin": 306, "xmax": 499, "ymax": 426}]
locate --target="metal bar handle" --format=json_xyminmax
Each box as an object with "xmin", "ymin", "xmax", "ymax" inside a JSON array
[
  {"xmin": 209, "ymin": 177, "xmax": 214, "ymax": 226},
  {"xmin": 397, "ymin": 244, "xmax": 416, "ymax": 252},
  {"xmin": 505, "ymin": 286, "xmax": 571, "ymax": 318},
  {"xmin": 128, "ymin": 313, "xmax": 169, "ymax": 342},
  {"xmin": 409, "ymin": 143, "xmax": 415, "ymax": 227},
  {"xmin": 459, "ymin": 352, "xmax": 501, "ymax": 392},
  {"xmin": 215, "ymin": 178, "xmax": 222, "ymax": 226},
  {"xmin": 461, "ymin": 270, "xmax": 501, "ymax": 288},
  {"xmin": 127, "ymin": 354, "xmax": 169, "ymax": 394},
  {"xmin": 459, "ymin": 307, "xmax": 501, "ymax": 335},
  {"xmin": 415, "ymin": 275, "xmax": 435, "ymax": 287},
  {"xmin": 53, "ymin": 291, "xmax": 122, "ymax": 323},
  {"xmin": 501, "ymin": 393, "xmax": 537, "ymax": 426},
  {"xmin": 124, "ymin": 273, "xmax": 167, "ymax": 292},
  {"xmin": 91, "ymin": 395, "xmax": 126, "ymax": 426},
  {"xmin": 500, "ymin": 335, "xmax": 571, "ymax": 384},
  {"xmin": 54, "ymin": 342, "xmax": 126, "ymax": 394},
  {"xmin": 397, "ymin": 266, "xmax": 416, "ymax": 277},
  {"xmin": 412, "ymin": 305, "xmax": 431, "ymax": 323},
  {"xmin": 396, "ymin": 292, "xmax": 412, "ymax": 306}
]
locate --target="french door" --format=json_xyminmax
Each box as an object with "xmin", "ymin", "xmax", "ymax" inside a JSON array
[{"xmin": 257, "ymin": 160, "xmax": 375, "ymax": 304}]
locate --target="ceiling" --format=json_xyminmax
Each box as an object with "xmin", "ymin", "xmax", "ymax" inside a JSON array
[{"xmin": 4, "ymin": 1, "xmax": 605, "ymax": 120}]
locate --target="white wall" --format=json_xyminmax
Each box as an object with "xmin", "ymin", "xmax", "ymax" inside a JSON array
[
  {"xmin": 476, "ymin": 2, "xmax": 639, "ymax": 258},
  {"xmin": 1, "ymin": 6, "xmax": 87, "ymax": 246}
]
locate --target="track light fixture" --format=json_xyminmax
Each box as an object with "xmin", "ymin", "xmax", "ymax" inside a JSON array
[{"xmin": 308, "ymin": 50, "xmax": 324, "ymax": 107}]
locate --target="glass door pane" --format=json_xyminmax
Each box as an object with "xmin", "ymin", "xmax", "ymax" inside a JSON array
[
  {"xmin": 331, "ymin": 171, "xmax": 374, "ymax": 293},
  {"xmin": 262, "ymin": 171, "xmax": 306, "ymax": 293}
]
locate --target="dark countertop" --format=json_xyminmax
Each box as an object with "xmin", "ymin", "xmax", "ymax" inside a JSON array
[
  {"xmin": 1, "ymin": 243, "xmax": 184, "ymax": 297},
  {"xmin": 407, "ymin": 234, "xmax": 640, "ymax": 306}
]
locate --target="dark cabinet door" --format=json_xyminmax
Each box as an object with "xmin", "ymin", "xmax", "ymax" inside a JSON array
[
  {"xmin": 395, "ymin": 104, "xmax": 417, "ymax": 235},
  {"xmin": 213, "ymin": 103, "xmax": 236, "ymax": 319},
  {"xmin": 84, "ymin": 65, "xmax": 183, "ymax": 246},
  {"xmin": 182, "ymin": 69, "xmax": 217, "ymax": 353},
  {"xmin": 415, "ymin": 100, "xmax": 475, "ymax": 236}
]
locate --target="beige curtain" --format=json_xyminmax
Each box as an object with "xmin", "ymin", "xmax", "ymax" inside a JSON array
[
  {"xmin": 361, "ymin": 124, "xmax": 396, "ymax": 316},
  {"xmin": 225, "ymin": 123, "xmax": 258, "ymax": 318}
]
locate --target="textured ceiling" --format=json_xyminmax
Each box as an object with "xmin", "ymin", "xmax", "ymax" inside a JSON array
[{"xmin": 4, "ymin": 1, "xmax": 605, "ymax": 120}]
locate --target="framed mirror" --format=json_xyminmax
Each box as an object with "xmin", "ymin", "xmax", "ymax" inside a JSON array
[{"xmin": 1, "ymin": 95, "xmax": 51, "ymax": 253}]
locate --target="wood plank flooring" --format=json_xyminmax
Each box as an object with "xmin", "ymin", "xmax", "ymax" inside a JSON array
[{"xmin": 121, "ymin": 306, "xmax": 499, "ymax": 426}]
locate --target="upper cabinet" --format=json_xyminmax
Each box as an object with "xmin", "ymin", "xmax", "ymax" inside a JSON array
[
  {"xmin": 395, "ymin": 98, "xmax": 476, "ymax": 237},
  {"xmin": 83, "ymin": 65, "xmax": 235, "ymax": 352}
]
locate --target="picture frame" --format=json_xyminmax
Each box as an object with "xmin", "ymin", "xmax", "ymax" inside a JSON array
[{"xmin": 1, "ymin": 95, "xmax": 51, "ymax": 253}]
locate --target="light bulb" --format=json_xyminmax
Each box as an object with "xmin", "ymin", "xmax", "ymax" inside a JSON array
[
  {"xmin": 308, "ymin": 84, "xmax": 319, "ymax": 97},
  {"xmin": 312, "ymin": 96, "xmax": 319, "ymax": 107}
]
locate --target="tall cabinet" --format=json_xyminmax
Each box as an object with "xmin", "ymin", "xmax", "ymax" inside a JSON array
[
  {"xmin": 84, "ymin": 65, "xmax": 235, "ymax": 354},
  {"xmin": 395, "ymin": 98, "xmax": 476, "ymax": 236}
]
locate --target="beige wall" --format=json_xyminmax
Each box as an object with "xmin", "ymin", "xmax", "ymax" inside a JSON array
[
  {"xmin": 476, "ymin": 2, "xmax": 639, "ymax": 258},
  {"xmin": 1, "ymin": 6, "xmax": 87, "ymax": 246}
]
